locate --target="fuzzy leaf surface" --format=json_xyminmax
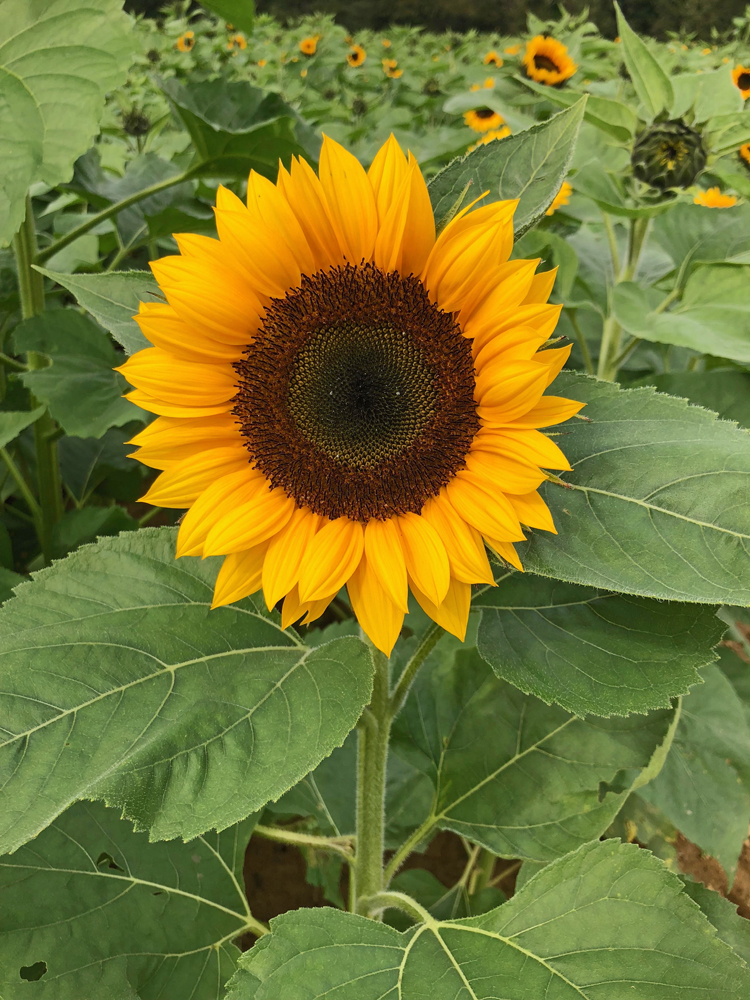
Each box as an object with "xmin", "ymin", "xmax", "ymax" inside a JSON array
[{"xmin": 0, "ymin": 527, "xmax": 372, "ymax": 854}]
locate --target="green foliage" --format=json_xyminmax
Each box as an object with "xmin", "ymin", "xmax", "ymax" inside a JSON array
[
  {"xmin": 615, "ymin": 3, "xmax": 674, "ymax": 119},
  {"xmin": 228, "ymin": 840, "xmax": 750, "ymax": 999}
]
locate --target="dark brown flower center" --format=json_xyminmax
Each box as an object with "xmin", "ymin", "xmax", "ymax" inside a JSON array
[
  {"xmin": 475, "ymin": 107, "xmax": 496, "ymax": 119},
  {"xmin": 233, "ymin": 264, "xmax": 479, "ymax": 521},
  {"xmin": 534, "ymin": 54, "xmax": 559, "ymax": 73},
  {"xmin": 738, "ymin": 72, "xmax": 750, "ymax": 90}
]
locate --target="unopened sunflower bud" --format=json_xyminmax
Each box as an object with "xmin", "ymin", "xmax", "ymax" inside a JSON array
[{"xmin": 631, "ymin": 120, "xmax": 707, "ymax": 190}]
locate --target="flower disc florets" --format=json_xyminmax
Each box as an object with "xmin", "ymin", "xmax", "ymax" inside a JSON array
[{"xmin": 631, "ymin": 119, "xmax": 707, "ymax": 190}]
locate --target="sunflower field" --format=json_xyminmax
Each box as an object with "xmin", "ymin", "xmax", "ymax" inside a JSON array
[{"xmin": 3, "ymin": 0, "xmax": 750, "ymax": 995}]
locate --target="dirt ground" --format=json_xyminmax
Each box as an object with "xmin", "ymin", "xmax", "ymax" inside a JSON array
[{"xmin": 241, "ymin": 826, "xmax": 750, "ymax": 941}]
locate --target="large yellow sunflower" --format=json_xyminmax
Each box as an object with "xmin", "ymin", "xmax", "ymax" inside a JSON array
[
  {"xmin": 121, "ymin": 135, "xmax": 581, "ymax": 655},
  {"xmin": 732, "ymin": 64, "xmax": 750, "ymax": 99},
  {"xmin": 523, "ymin": 35, "xmax": 577, "ymax": 86},
  {"xmin": 464, "ymin": 107, "xmax": 505, "ymax": 133}
]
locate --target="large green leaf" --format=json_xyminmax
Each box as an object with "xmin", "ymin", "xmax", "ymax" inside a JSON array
[
  {"xmin": 475, "ymin": 574, "xmax": 722, "ymax": 717},
  {"xmin": 161, "ymin": 77, "xmax": 321, "ymax": 179},
  {"xmin": 14, "ymin": 309, "xmax": 140, "ymax": 437},
  {"xmin": 670, "ymin": 68, "xmax": 744, "ymax": 123},
  {"xmin": 645, "ymin": 370, "xmax": 750, "ymax": 429},
  {"xmin": 34, "ymin": 267, "xmax": 157, "ymax": 354},
  {"xmin": 228, "ymin": 840, "xmax": 750, "ymax": 999},
  {"xmin": 640, "ymin": 666, "xmax": 750, "ymax": 880},
  {"xmin": 652, "ymin": 201, "xmax": 750, "ymax": 269},
  {"xmin": 518, "ymin": 76, "xmax": 637, "ymax": 143},
  {"xmin": 614, "ymin": 3, "xmax": 673, "ymax": 120},
  {"xmin": 391, "ymin": 646, "xmax": 676, "ymax": 862},
  {"xmin": 0, "ymin": 527, "xmax": 373, "ymax": 854},
  {"xmin": 683, "ymin": 879, "xmax": 750, "ymax": 966},
  {"xmin": 199, "ymin": 0, "xmax": 254, "ymax": 36},
  {"xmin": 704, "ymin": 111, "xmax": 750, "ymax": 157},
  {"xmin": 519, "ymin": 372, "xmax": 750, "ymax": 605},
  {"xmin": 0, "ymin": 800, "xmax": 257, "ymax": 1000},
  {"xmin": 0, "ymin": 407, "xmax": 45, "ymax": 449},
  {"xmin": 613, "ymin": 266, "xmax": 750, "ymax": 363},
  {"xmin": 0, "ymin": 0, "xmax": 133, "ymax": 245},
  {"xmin": 427, "ymin": 99, "xmax": 586, "ymax": 238}
]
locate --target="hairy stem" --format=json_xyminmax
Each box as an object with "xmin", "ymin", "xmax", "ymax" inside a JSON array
[
  {"xmin": 360, "ymin": 891, "xmax": 432, "ymax": 924},
  {"xmin": 253, "ymin": 824, "xmax": 355, "ymax": 863},
  {"xmin": 597, "ymin": 216, "xmax": 650, "ymax": 382},
  {"xmin": 469, "ymin": 847, "xmax": 496, "ymax": 896},
  {"xmin": 383, "ymin": 815, "xmax": 436, "ymax": 886},
  {"xmin": 390, "ymin": 623, "xmax": 443, "ymax": 718}
]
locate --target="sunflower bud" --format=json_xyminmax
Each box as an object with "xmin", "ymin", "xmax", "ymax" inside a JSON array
[
  {"xmin": 122, "ymin": 109, "xmax": 151, "ymax": 138},
  {"xmin": 631, "ymin": 120, "xmax": 707, "ymax": 190}
]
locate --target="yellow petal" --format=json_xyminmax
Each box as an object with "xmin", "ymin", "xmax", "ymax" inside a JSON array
[
  {"xmin": 262, "ymin": 506, "xmax": 323, "ymax": 610},
  {"xmin": 536, "ymin": 344, "xmax": 572, "ymax": 386},
  {"xmin": 501, "ymin": 395, "xmax": 584, "ymax": 429},
  {"xmin": 484, "ymin": 537, "xmax": 524, "ymax": 572},
  {"xmin": 246, "ymin": 169, "xmax": 315, "ymax": 275},
  {"xmin": 140, "ymin": 446, "xmax": 250, "ymax": 507},
  {"xmin": 447, "ymin": 472, "xmax": 524, "ymax": 541},
  {"xmin": 318, "ymin": 135, "xmax": 378, "ymax": 264},
  {"xmin": 462, "ymin": 259, "xmax": 541, "ymax": 340},
  {"xmin": 464, "ymin": 448, "xmax": 546, "ymax": 495},
  {"xmin": 508, "ymin": 489, "xmax": 556, "ymax": 532},
  {"xmin": 471, "ymin": 303, "xmax": 562, "ymax": 358},
  {"xmin": 364, "ymin": 517, "xmax": 408, "ymax": 612},
  {"xmin": 522, "ymin": 266, "xmax": 558, "ymax": 304},
  {"xmin": 348, "ymin": 555, "xmax": 404, "ymax": 656},
  {"xmin": 409, "ymin": 575, "xmax": 471, "ymax": 641},
  {"xmin": 117, "ymin": 348, "xmax": 237, "ymax": 408},
  {"xmin": 475, "ymin": 427, "xmax": 571, "ymax": 471},
  {"xmin": 397, "ymin": 511, "xmax": 450, "ymax": 606},
  {"xmin": 421, "ymin": 492, "xmax": 494, "ymax": 585},
  {"xmin": 278, "ymin": 157, "xmax": 344, "ymax": 270},
  {"xmin": 475, "ymin": 360, "xmax": 549, "ymax": 421},
  {"xmin": 204, "ymin": 487, "xmax": 296, "ymax": 555},
  {"xmin": 474, "ymin": 324, "xmax": 551, "ymax": 371},
  {"xmin": 129, "ymin": 413, "xmax": 243, "ymax": 469},
  {"xmin": 280, "ymin": 584, "xmax": 337, "ymax": 629},
  {"xmin": 400, "ymin": 155, "xmax": 435, "ymax": 276},
  {"xmin": 125, "ymin": 388, "xmax": 232, "ymax": 419},
  {"xmin": 297, "ymin": 517, "xmax": 364, "ymax": 602},
  {"xmin": 368, "ymin": 134, "xmax": 409, "ymax": 222},
  {"xmin": 135, "ymin": 302, "xmax": 243, "ymax": 365},
  {"xmin": 211, "ymin": 544, "xmax": 270, "ymax": 608},
  {"xmin": 176, "ymin": 467, "xmax": 267, "ymax": 557}
]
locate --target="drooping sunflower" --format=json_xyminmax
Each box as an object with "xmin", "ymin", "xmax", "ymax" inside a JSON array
[
  {"xmin": 347, "ymin": 44, "xmax": 366, "ymax": 67},
  {"xmin": 121, "ymin": 135, "xmax": 581, "ymax": 655},
  {"xmin": 464, "ymin": 107, "xmax": 505, "ymax": 133},
  {"xmin": 483, "ymin": 51, "xmax": 503, "ymax": 67},
  {"xmin": 732, "ymin": 64, "xmax": 750, "ymax": 99},
  {"xmin": 693, "ymin": 186, "xmax": 738, "ymax": 208},
  {"xmin": 523, "ymin": 35, "xmax": 577, "ymax": 86},
  {"xmin": 176, "ymin": 31, "xmax": 194, "ymax": 53},
  {"xmin": 546, "ymin": 180, "xmax": 573, "ymax": 216},
  {"xmin": 468, "ymin": 126, "xmax": 511, "ymax": 151},
  {"xmin": 300, "ymin": 36, "xmax": 318, "ymax": 56}
]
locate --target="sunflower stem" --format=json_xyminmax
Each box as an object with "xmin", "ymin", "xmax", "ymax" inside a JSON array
[
  {"xmin": 12, "ymin": 195, "xmax": 63, "ymax": 565},
  {"xmin": 597, "ymin": 216, "xmax": 650, "ymax": 381},
  {"xmin": 354, "ymin": 639, "xmax": 391, "ymax": 916},
  {"xmin": 390, "ymin": 622, "xmax": 443, "ymax": 718}
]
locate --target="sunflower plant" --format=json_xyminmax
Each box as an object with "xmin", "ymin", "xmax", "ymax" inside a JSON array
[{"xmin": 2, "ymin": 2, "xmax": 750, "ymax": 999}]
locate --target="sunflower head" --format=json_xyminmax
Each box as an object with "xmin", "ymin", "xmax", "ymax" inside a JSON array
[
  {"xmin": 546, "ymin": 180, "xmax": 573, "ymax": 216},
  {"xmin": 300, "ymin": 36, "xmax": 318, "ymax": 56},
  {"xmin": 122, "ymin": 108, "xmax": 151, "ymax": 137},
  {"xmin": 176, "ymin": 31, "xmax": 194, "ymax": 53},
  {"xmin": 230, "ymin": 33, "xmax": 247, "ymax": 50},
  {"xmin": 693, "ymin": 186, "xmax": 738, "ymax": 208},
  {"xmin": 121, "ymin": 134, "xmax": 580, "ymax": 656},
  {"xmin": 382, "ymin": 58, "xmax": 402, "ymax": 78},
  {"xmin": 467, "ymin": 126, "xmax": 511, "ymax": 151},
  {"xmin": 732, "ymin": 65, "xmax": 750, "ymax": 99},
  {"xmin": 523, "ymin": 35, "xmax": 577, "ymax": 86},
  {"xmin": 464, "ymin": 107, "xmax": 505, "ymax": 133},
  {"xmin": 483, "ymin": 50, "xmax": 503, "ymax": 67},
  {"xmin": 631, "ymin": 120, "xmax": 707, "ymax": 190},
  {"xmin": 347, "ymin": 44, "xmax": 366, "ymax": 67}
]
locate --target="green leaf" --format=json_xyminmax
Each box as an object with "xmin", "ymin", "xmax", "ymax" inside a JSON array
[
  {"xmin": 0, "ymin": 566, "xmax": 23, "ymax": 604},
  {"xmin": 640, "ymin": 666, "xmax": 750, "ymax": 880},
  {"xmin": 34, "ymin": 267, "xmax": 158, "ymax": 354},
  {"xmin": 653, "ymin": 201, "xmax": 750, "ymax": 268},
  {"xmin": 0, "ymin": 0, "xmax": 133, "ymax": 245},
  {"xmin": 228, "ymin": 840, "xmax": 750, "ymax": 999},
  {"xmin": 427, "ymin": 99, "xmax": 587, "ymax": 238},
  {"xmin": 645, "ymin": 370, "xmax": 750, "ymax": 429},
  {"xmin": 0, "ymin": 407, "xmax": 45, "ymax": 449},
  {"xmin": 14, "ymin": 310, "xmax": 140, "ymax": 437},
  {"xmin": 519, "ymin": 372, "xmax": 750, "ymax": 606},
  {"xmin": 613, "ymin": 265, "xmax": 750, "ymax": 363},
  {"xmin": 0, "ymin": 800, "xmax": 257, "ymax": 1000},
  {"xmin": 572, "ymin": 161, "xmax": 672, "ymax": 218},
  {"xmin": 199, "ymin": 0, "xmax": 255, "ymax": 36},
  {"xmin": 391, "ymin": 646, "xmax": 676, "ymax": 862},
  {"xmin": 704, "ymin": 111, "xmax": 750, "ymax": 157},
  {"xmin": 513, "ymin": 229, "xmax": 578, "ymax": 299},
  {"xmin": 614, "ymin": 3, "xmax": 674, "ymax": 120},
  {"xmin": 519, "ymin": 76, "xmax": 638, "ymax": 142},
  {"xmin": 58, "ymin": 426, "xmax": 141, "ymax": 504},
  {"xmin": 161, "ymin": 77, "xmax": 321, "ymax": 179},
  {"xmin": 51, "ymin": 504, "xmax": 138, "ymax": 559},
  {"xmin": 0, "ymin": 527, "xmax": 373, "ymax": 854},
  {"xmin": 670, "ymin": 68, "xmax": 744, "ymax": 124},
  {"xmin": 475, "ymin": 574, "xmax": 722, "ymax": 717},
  {"xmin": 682, "ymin": 878, "xmax": 750, "ymax": 966},
  {"xmin": 388, "ymin": 869, "xmax": 504, "ymax": 929}
]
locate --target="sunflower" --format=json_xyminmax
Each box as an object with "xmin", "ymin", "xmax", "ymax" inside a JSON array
[
  {"xmin": 383, "ymin": 58, "xmax": 403, "ymax": 78},
  {"xmin": 523, "ymin": 35, "xmax": 577, "ymax": 86},
  {"xmin": 505, "ymin": 43, "xmax": 521, "ymax": 55},
  {"xmin": 347, "ymin": 44, "xmax": 366, "ymax": 67},
  {"xmin": 176, "ymin": 31, "xmax": 194, "ymax": 53},
  {"xmin": 546, "ymin": 181, "xmax": 573, "ymax": 215},
  {"xmin": 740, "ymin": 142, "xmax": 750, "ymax": 169},
  {"xmin": 471, "ymin": 77, "xmax": 495, "ymax": 91},
  {"xmin": 464, "ymin": 107, "xmax": 505, "ymax": 133},
  {"xmin": 732, "ymin": 65, "xmax": 750, "ymax": 99},
  {"xmin": 227, "ymin": 33, "xmax": 246, "ymax": 51},
  {"xmin": 483, "ymin": 51, "xmax": 503, "ymax": 67},
  {"xmin": 121, "ymin": 135, "xmax": 580, "ymax": 655},
  {"xmin": 693, "ymin": 187, "xmax": 738, "ymax": 208},
  {"xmin": 467, "ymin": 126, "xmax": 511, "ymax": 151},
  {"xmin": 382, "ymin": 39, "xmax": 391, "ymax": 48},
  {"xmin": 300, "ymin": 36, "xmax": 318, "ymax": 56},
  {"xmin": 257, "ymin": 58, "xmax": 267, "ymax": 68}
]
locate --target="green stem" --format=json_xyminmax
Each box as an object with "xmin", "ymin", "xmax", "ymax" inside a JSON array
[
  {"xmin": 469, "ymin": 848, "xmax": 496, "ymax": 896},
  {"xmin": 13, "ymin": 196, "xmax": 62, "ymax": 564},
  {"xmin": 0, "ymin": 353, "xmax": 27, "ymax": 372},
  {"xmin": 565, "ymin": 309, "xmax": 594, "ymax": 376},
  {"xmin": 360, "ymin": 891, "xmax": 432, "ymax": 924},
  {"xmin": 390, "ymin": 623, "xmax": 443, "ymax": 718},
  {"xmin": 36, "ymin": 168, "xmax": 196, "ymax": 266},
  {"xmin": 597, "ymin": 216, "xmax": 650, "ymax": 382},
  {"xmin": 601, "ymin": 210, "xmax": 620, "ymax": 277},
  {"xmin": 354, "ymin": 642, "xmax": 391, "ymax": 915},
  {"xmin": 253, "ymin": 824, "xmax": 355, "ymax": 863},
  {"xmin": 0, "ymin": 448, "xmax": 42, "ymax": 523},
  {"xmin": 383, "ymin": 815, "xmax": 436, "ymax": 886},
  {"xmin": 653, "ymin": 286, "xmax": 681, "ymax": 315}
]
